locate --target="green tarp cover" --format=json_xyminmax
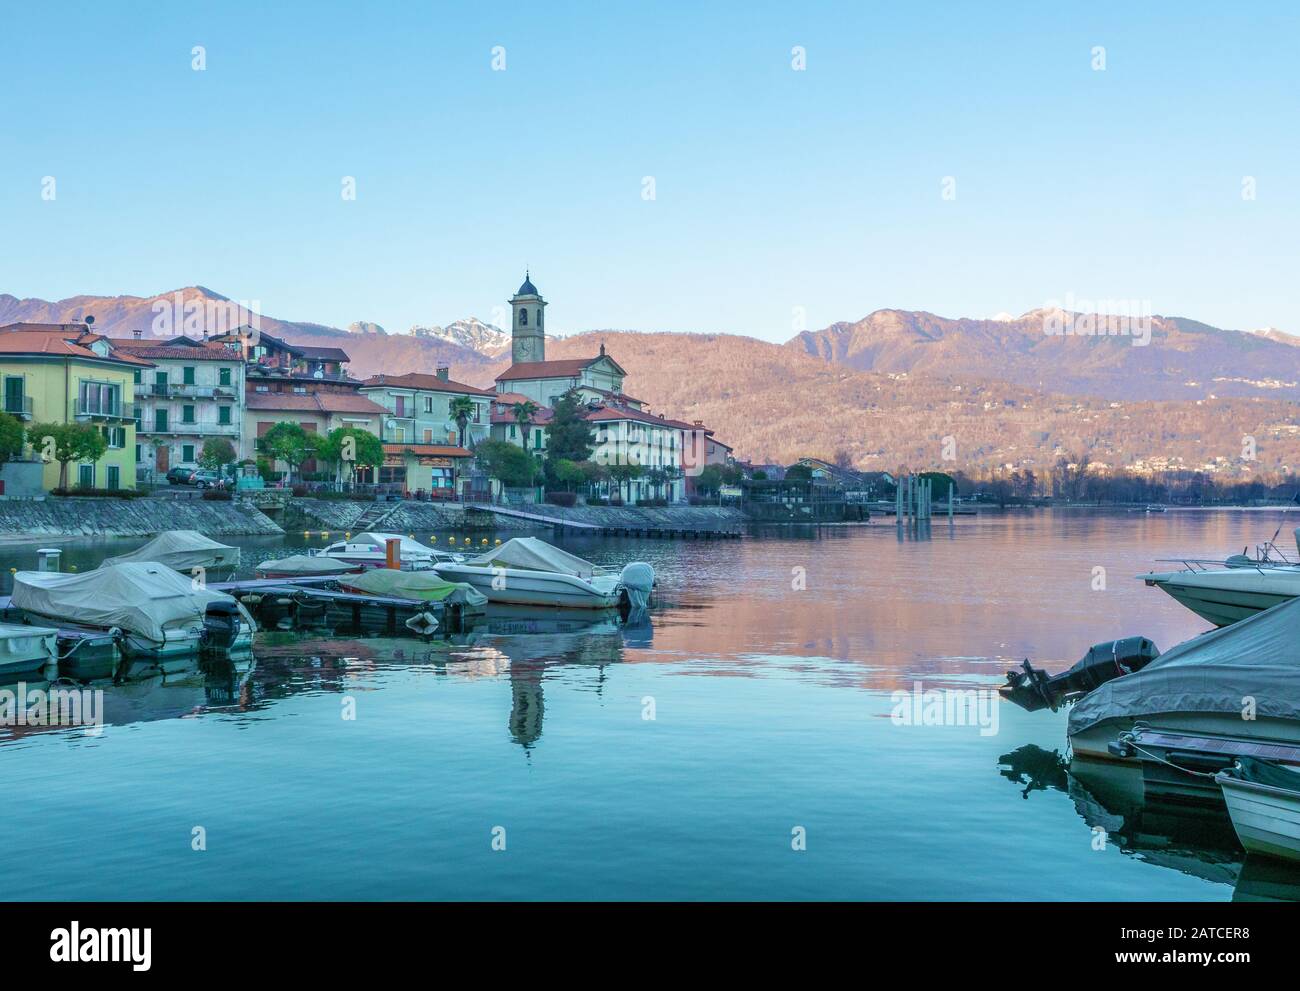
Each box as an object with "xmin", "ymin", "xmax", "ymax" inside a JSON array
[{"xmin": 343, "ymin": 568, "xmax": 488, "ymax": 607}]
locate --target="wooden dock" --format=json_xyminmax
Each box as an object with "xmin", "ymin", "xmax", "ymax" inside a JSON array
[{"xmin": 468, "ymin": 504, "xmax": 743, "ymax": 539}]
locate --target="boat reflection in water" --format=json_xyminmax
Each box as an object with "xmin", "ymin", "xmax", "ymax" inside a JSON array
[
  {"xmin": 998, "ymin": 744, "xmax": 1300, "ymax": 901},
  {"xmin": 0, "ymin": 605, "xmax": 646, "ymax": 754}
]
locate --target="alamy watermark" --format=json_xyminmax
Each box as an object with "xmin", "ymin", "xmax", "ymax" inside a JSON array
[
  {"xmin": 1042, "ymin": 293, "xmax": 1152, "ymax": 347},
  {"xmin": 0, "ymin": 682, "xmax": 104, "ymax": 733},
  {"xmin": 890, "ymin": 682, "xmax": 1000, "ymax": 736},
  {"xmin": 150, "ymin": 291, "xmax": 261, "ymax": 338}
]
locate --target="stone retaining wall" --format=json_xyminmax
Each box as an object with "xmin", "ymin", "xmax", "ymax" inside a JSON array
[{"xmin": 0, "ymin": 496, "xmax": 283, "ymax": 537}]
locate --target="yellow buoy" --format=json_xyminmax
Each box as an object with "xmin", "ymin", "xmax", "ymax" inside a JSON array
[
  {"xmin": 303, "ymin": 531, "xmax": 310, "ymax": 537},
  {"xmin": 448, "ymin": 537, "xmax": 456, "ymax": 545},
  {"xmin": 481, "ymin": 538, "xmax": 488, "ymax": 545},
  {"xmin": 344, "ymin": 532, "xmax": 351, "ymax": 539},
  {"xmin": 320, "ymin": 531, "xmax": 329, "ymax": 538},
  {"xmin": 495, "ymin": 538, "xmax": 502, "ymax": 545},
  {"xmin": 430, "ymin": 536, "xmax": 437, "ymax": 543}
]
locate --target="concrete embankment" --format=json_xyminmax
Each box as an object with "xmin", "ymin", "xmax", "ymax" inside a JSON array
[
  {"xmin": 502, "ymin": 504, "xmax": 748, "ymax": 530},
  {"xmin": 284, "ymin": 498, "xmax": 748, "ymax": 536},
  {"xmin": 283, "ymin": 498, "xmax": 540, "ymax": 534},
  {"xmin": 0, "ymin": 497, "xmax": 283, "ymax": 539}
]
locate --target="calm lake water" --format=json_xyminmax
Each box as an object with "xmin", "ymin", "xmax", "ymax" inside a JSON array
[{"xmin": 4, "ymin": 510, "xmax": 1300, "ymax": 901}]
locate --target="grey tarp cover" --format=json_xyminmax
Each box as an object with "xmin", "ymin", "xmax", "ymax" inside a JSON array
[
  {"xmin": 257, "ymin": 555, "xmax": 359, "ymax": 576},
  {"xmin": 1069, "ymin": 596, "xmax": 1300, "ymax": 735},
  {"xmin": 12, "ymin": 562, "xmax": 250, "ymax": 643},
  {"xmin": 104, "ymin": 530, "xmax": 240, "ymax": 572},
  {"xmin": 468, "ymin": 537, "xmax": 603, "ymax": 579}
]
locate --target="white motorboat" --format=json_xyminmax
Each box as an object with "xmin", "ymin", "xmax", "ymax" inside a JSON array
[
  {"xmin": 1217, "ymin": 758, "xmax": 1300, "ymax": 863},
  {"xmin": 313, "ymin": 532, "xmax": 456, "ymax": 571},
  {"xmin": 104, "ymin": 529, "xmax": 241, "ymax": 578},
  {"xmin": 0, "ymin": 622, "xmax": 58, "ymax": 679},
  {"xmin": 434, "ymin": 537, "xmax": 654, "ymax": 610},
  {"xmin": 11, "ymin": 562, "xmax": 255, "ymax": 660},
  {"xmin": 1138, "ymin": 565, "xmax": 1300, "ymax": 627}
]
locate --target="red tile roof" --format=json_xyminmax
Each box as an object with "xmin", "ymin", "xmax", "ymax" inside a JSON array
[
  {"xmin": 0, "ymin": 326, "xmax": 154, "ymax": 367},
  {"xmin": 114, "ymin": 337, "xmax": 241, "ymax": 362},
  {"xmin": 495, "ymin": 354, "xmax": 627, "ymax": 381},
  {"xmin": 361, "ymin": 372, "xmax": 493, "ymax": 396},
  {"xmin": 382, "ymin": 443, "xmax": 473, "ymax": 458},
  {"xmin": 246, "ymin": 392, "xmax": 387, "ymax": 415},
  {"xmin": 491, "ymin": 397, "xmax": 554, "ymax": 425}
]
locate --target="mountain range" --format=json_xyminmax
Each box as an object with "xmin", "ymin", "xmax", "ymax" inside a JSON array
[{"xmin": 2, "ymin": 286, "xmax": 1297, "ymax": 475}]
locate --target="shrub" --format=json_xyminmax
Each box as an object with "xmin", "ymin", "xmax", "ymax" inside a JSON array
[
  {"xmin": 587, "ymin": 497, "xmax": 608, "ymax": 506},
  {"xmin": 291, "ymin": 484, "xmax": 309, "ymax": 497},
  {"xmin": 51, "ymin": 487, "xmax": 144, "ymax": 499},
  {"xmin": 608, "ymin": 496, "xmax": 624, "ymax": 506},
  {"xmin": 201, "ymin": 489, "xmax": 233, "ymax": 501},
  {"xmin": 546, "ymin": 491, "xmax": 577, "ymax": 507}
]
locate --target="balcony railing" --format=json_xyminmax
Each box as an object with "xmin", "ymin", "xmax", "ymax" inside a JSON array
[
  {"xmin": 148, "ymin": 383, "xmax": 239, "ymax": 399},
  {"xmin": 73, "ymin": 401, "xmax": 136, "ymax": 421},
  {"xmin": 139, "ymin": 420, "xmax": 240, "ymax": 436},
  {"xmin": 2, "ymin": 396, "xmax": 33, "ymax": 419}
]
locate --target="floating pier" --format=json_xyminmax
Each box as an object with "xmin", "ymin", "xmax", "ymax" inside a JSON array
[{"xmin": 213, "ymin": 577, "xmax": 476, "ymax": 635}]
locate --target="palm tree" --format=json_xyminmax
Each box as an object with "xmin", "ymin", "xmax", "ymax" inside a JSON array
[
  {"xmin": 449, "ymin": 396, "xmax": 477, "ymax": 449},
  {"xmin": 511, "ymin": 400, "xmax": 540, "ymax": 451}
]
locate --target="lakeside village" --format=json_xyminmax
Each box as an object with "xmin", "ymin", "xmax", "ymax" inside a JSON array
[
  {"xmin": 0, "ymin": 272, "xmax": 905, "ymax": 532},
  {"xmin": 0, "ymin": 272, "xmax": 1293, "ymax": 534}
]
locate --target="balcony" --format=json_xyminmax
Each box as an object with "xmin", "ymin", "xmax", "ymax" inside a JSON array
[
  {"xmin": 140, "ymin": 420, "xmax": 240, "ymax": 437},
  {"xmin": 2, "ymin": 396, "xmax": 33, "ymax": 420},
  {"xmin": 148, "ymin": 383, "xmax": 240, "ymax": 400},
  {"xmin": 73, "ymin": 401, "xmax": 137, "ymax": 422}
]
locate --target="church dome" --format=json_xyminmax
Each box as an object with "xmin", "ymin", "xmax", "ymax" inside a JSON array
[{"xmin": 516, "ymin": 273, "xmax": 539, "ymax": 296}]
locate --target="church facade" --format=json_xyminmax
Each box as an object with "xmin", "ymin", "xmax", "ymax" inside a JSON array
[{"xmin": 492, "ymin": 274, "xmax": 703, "ymax": 504}]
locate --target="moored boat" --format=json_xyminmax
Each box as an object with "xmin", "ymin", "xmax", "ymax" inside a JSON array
[
  {"xmin": 1217, "ymin": 758, "xmax": 1300, "ymax": 863},
  {"xmin": 256, "ymin": 554, "xmax": 363, "ymax": 579},
  {"xmin": 1138, "ymin": 566, "xmax": 1300, "ymax": 627},
  {"xmin": 104, "ymin": 529, "xmax": 241, "ymax": 577},
  {"xmin": 338, "ymin": 568, "xmax": 488, "ymax": 611},
  {"xmin": 0, "ymin": 622, "xmax": 58, "ymax": 679},
  {"xmin": 11, "ymin": 562, "xmax": 255, "ymax": 660},
  {"xmin": 433, "ymin": 536, "xmax": 654, "ymax": 609},
  {"xmin": 1067, "ymin": 596, "xmax": 1300, "ymax": 789},
  {"xmin": 314, "ymin": 532, "xmax": 453, "ymax": 571}
]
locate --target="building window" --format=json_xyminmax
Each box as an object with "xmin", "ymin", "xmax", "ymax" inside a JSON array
[
  {"xmin": 107, "ymin": 465, "xmax": 120, "ymax": 489},
  {"xmin": 424, "ymin": 396, "xmax": 433, "ymax": 414},
  {"xmin": 509, "ymin": 424, "xmax": 516, "ymax": 438},
  {"xmin": 78, "ymin": 381, "xmax": 121, "ymax": 416},
  {"xmin": 218, "ymin": 406, "xmax": 232, "ymax": 425},
  {"xmin": 135, "ymin": 444, "xmax": 141, "ymax": 463},
  {"xmin": 77, "ymin": 464, "xmax": 94, "ymax": 489},
  {"xmin": 182, "ymin": 405, "xmax": 196, "ymax": 424},
  {"xmin": 103, "ymin": 426, "xmax": 125, "ymax": 448},
  {"xmin": 154, "ymin": 409, "xmax": 169, "ymax": 432},
  {"xmin": 183, "ymin": 444, "xmax": 195, "ymax": 463},
  {"xmin": 423, "ymin": 428, "xmax": 433, "ymax": 443},
  {"xmin": 219, "ymin": 367, "xmax": 232, "ymax": 387},
  {"xmin": 519, "ymin": 308, "xmax": 527, "ymax": 326},
  {"xmin": 3, "ymin": 376, "xmax": 24, "ymax": 416},
  {"xmin": 183, "ymin": 366, "xmax": 196, "ymax": 385},
  {"xmin": 133, "ymin": 370, "xmax": 142, "ymax": 384},
  {"xmin": 534, "ymin": 431, "xmax": 543, "ymax": 450},
  {"xmin": 394, "ymin": 427, "xmax": 405, "ymax": 443},
  {"xmin": 255, "ymin": 385, "xmax": 269, "ymax": 393}
]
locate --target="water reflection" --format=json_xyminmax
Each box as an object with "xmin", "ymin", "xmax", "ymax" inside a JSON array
[
  {"xmin": 997, "ymin": 744, "xmax": 1300, "ymax": 899},
  {"xmin": 0, "ymin": 606, "xmax": 643, "ymax": 753}
]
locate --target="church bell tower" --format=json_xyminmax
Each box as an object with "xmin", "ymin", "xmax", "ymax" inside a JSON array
[{"xmin": 509, "ymin": 272, "xmax": 546, "ymax": 364}]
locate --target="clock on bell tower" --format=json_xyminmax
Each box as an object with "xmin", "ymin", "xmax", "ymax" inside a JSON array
[{"xmin": 510, "ymin": 271, "xmax": 546, "ymax": 364}]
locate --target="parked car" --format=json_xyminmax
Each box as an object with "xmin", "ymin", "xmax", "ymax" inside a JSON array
[
  {"xmin": 189, "ymin": 470, "xmax": 223, "ymax": 489},
  {"xmin": 166, "ymin": 466, "xmax": 198, "ymax": 485}
]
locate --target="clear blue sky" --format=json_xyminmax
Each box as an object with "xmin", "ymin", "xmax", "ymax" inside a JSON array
[{"xmin": 2, "ymin": 1, "xmax": 1296, "ymax": 340}]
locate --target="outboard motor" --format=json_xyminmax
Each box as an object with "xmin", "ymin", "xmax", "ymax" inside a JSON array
[
  {"xmin": 619, "ymin": 562, "xmax": 656, "ymax": 613},
  {"xmin": 202, "ymin": 600, "xmax": 243, "ymax": 653},
  {"xmin": 1000, "ymin": 636, "xmax": 1159, "ymax": 712}
]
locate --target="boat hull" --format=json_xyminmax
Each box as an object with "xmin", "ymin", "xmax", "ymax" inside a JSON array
[
  {"xmin": 1142, "ymin": 571, "xmax": 1300, "ymax": 627},
  {"xmin": 434, "ymin": 564, "xmax": 621, "ymax": 609},
  {"xmin": 1219, "ymin": 774, "xmax": 1300, "ymax": 862}
]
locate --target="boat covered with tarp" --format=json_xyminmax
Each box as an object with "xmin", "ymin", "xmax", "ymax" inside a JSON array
[
  {"xmin": 339, "ymin": 568, "xmax": 488, "ymax": 610},
  {"xmin": 1068, "ymin": 596, "xmax": 1300, "ymax": 762},
  {"xmin": 256, "ymin": 554, "xmax": 362, "ymax": 578},
  {"xmin": 1217, "ymin": 757, "xmax": 1300, "ymax": 863},
  {"xmin": 434, "ymin": 536, "xmax": 654, "ymax": 609},
  {"xmin": 11, "ymin": 562, "xmax": 254, "ymax": 659},
  {"xmin": 104, "ymin": 530, "xmax": 240, "ymax": 574}
]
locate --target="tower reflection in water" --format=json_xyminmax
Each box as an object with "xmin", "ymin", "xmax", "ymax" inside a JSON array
[
  {"xmin": 0, "ymin": 606, "xmax": 646, "ymax": 755},
  {"xmin": 998, "ymin": 744, "xmax": 1300, "ymax": 901}
]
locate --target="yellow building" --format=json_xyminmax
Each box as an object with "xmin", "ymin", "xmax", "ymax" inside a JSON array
[{"xmin": 0, "ymin": 323, "xmax": 150, "ymax": 491}]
